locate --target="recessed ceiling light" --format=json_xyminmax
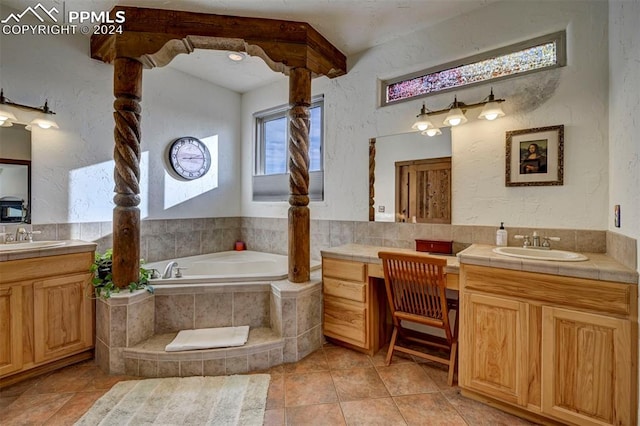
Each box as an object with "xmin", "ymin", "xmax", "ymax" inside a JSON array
[{"xmin": 227, "ymin": 52, "xmax": 246, "ymax": 62}]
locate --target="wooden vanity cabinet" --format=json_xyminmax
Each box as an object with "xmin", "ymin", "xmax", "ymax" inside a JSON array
[
  {"xmin": 322, "ymin": 258, "xmax": 370, "ymax": 350},
  {"xmin": 322, "ymin": 258, "xmax": 389, "ymax": 355},
  {"xmin": 0, "ymin": 251, "xmax": 95, "ymax": 386},
  {"xmin": 0, "ymin": 283, "xmax": 23, "ymax": 376},
  {"xmin": 460, "ymin": 264, "xmax": 638, "ymax": 426}
]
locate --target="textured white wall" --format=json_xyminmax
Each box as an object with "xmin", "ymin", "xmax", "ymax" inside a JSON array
[
  {"xmin": 242, "ymin": 0, "xmax": 610, "ymax": 230},
  {"xmin": 609, "ymin": 0, "xmax": 640, "ymax": 256},
  {"xmin": 0, "ymin": 8, "xmax": 242, "ymax": 223},
  {"xmin": 609, "ymin": 4, "xmax": 640, "ymax": 418}
]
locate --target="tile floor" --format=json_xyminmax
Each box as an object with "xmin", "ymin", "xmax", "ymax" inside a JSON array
[{"xmin": 0, "ymin": 343, "xmax": 537, "ymax": 425}]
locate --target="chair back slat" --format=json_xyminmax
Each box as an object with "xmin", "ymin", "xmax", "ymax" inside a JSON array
[{"xmin": 379, "ymin": 252, "xmax": 448, "ymax": 322}]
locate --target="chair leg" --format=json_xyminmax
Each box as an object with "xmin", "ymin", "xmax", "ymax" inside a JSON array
[
  {"xmin": 386, "ymin": 327, "xmax": 399, "ymax": 366},
  {"xmin": 447, "ymin": 341, "xmax": 458, "ymax": 386}
]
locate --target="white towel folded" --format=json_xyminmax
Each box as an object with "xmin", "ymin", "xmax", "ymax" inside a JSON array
[{"xmin": 164, "ymin": 326, "xmax": 250, "ymax": 352}]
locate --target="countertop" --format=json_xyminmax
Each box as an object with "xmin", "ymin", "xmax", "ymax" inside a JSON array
[
  {"xmin": 321, "ymin": 243, "xmax": 460, "ymax": 274},
  {"xmin": 458, "ymin": 244, "xmax": 638, "ymax": 284},
  {"xmin": 320, "ymin": 243, "xmax": 638, "ymax": 285},
  {"xmin": 0, "ymin": 240, "xmax": 97, "ymax": 262}
]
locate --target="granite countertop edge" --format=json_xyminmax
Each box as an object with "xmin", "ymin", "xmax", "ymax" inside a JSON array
[
  {"xmin": 0, "ymin": 240, "xmax": 97, "ymax": 262},
  {"xmin": 321, "ymin": 243, "xmax": 638, "ymax": 284},
  {"xmin": 321, "ymin": 243, "xmax": 460, "ymax": 274}
]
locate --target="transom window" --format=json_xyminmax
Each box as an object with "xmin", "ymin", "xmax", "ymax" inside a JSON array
[
  {"xmin": 253, "ymin": 96, "xmax": 324, "ymax": 201},
  {"xmin": 381, "ymin": 31, "xmax": 566, "ymax": 106}
]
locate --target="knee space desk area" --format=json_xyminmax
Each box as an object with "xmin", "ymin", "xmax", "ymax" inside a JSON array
[
  {"xmin": 321, "ymin": 243, "xmax": 638, "ymax": 426},
  {"xmin": 320, "ymin": 243, "xmax": 459, "ymax": 357}
]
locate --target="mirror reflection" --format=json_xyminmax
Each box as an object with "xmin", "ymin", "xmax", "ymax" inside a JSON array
[
  {"xmin": 0, "ymin": 124, "xmax": 31, "ymax": 224},
  {"xmin": 372, "ymin": 129, "xmax": 451, "ymax": 222}
]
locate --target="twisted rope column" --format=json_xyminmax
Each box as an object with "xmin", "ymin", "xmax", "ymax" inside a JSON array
[
  {"xmin": 112, "ymin": 58, "xmax": 143, "ymax": 288},
  {"xmin": 287, "ymin": 68, "xmax": 311, "ymax": 283}
]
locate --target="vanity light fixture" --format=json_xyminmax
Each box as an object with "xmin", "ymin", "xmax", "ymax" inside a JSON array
[
  {"xmin": 477, "ymin": 88, "xmax": 506, "ymax": 120},
  {"xmin": 422, "ymin": 128, "xmax": 442, "ymax": 137},
  {"xmin": 443, "ymin": 96, "xmax": 468, "ymax": 127},
  {"xmin": 0, "ymin": 89, "xmax": 59, "ymax": 129},
  {"xmin": 411, "ymin": 103, "xmax": 435, "ymax": 131},
  {"xmin": 414, "ymin": 88, "xmax": 506, "ymax": 136}
]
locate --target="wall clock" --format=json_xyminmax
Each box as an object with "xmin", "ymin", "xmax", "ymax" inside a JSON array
[{"xmin": 168, "ymin": 136, "xmax": 211, "ymax": 180}]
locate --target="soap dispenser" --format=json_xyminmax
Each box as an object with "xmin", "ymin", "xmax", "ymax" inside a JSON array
[{"xmin": 496, "ymin": 222, "xmax": 508, "ymax": 246}]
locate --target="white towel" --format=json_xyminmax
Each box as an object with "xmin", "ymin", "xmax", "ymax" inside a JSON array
[{"xmin": 165, "ymin": 326, "xmax": 250, "ymax": 352}]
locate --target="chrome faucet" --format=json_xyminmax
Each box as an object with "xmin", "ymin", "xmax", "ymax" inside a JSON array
[
  {"xmin": 532, "ymin": 231, "xmax": 540, "ymax": 247},
  {"xmin": 514, "ymin": 232, "xmax": 560, "ymax": 250},
  {"xmin": 16, "ymin": 227, "xmax": 28, "ymax": 242},
  {"xmin": 162, "ymin": 261, "xmax": 178, "ymax": 279}
]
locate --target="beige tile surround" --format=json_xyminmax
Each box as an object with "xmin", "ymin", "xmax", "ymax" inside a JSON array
[
  {"xmin": 19, "ymin": 215, "xmax": 636, "ymax": 271},
  {"xmin": 94, "ymin": 274, "xmax": 323, "ymax": 377}
]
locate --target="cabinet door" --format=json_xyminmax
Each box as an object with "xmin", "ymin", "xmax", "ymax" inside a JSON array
[
  {"xmin": 33, "ymin": 273, "xmax": 94, "ymax": 363},
  {"xmin": 0, "ymin": 284, "xmax": 23, "ymax": 376},
  {"xmin": 541, "ymin": 307, "xmax": 633, "ymax": 426},
  {"xmin": 460, "ymin": 293, "xmax": 529, "ymax": 406}
]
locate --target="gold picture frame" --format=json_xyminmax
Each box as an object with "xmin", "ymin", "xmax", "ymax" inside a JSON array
[{"xmin": 506, "ymin": 124, "xmax": 564, "ymax": 186}]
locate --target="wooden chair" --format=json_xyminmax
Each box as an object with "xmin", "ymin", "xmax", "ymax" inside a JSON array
[{"xmin": 378, "ymin": 251, "xmax": 458, "ymax": 386}]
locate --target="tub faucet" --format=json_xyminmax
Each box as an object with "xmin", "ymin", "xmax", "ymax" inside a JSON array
[{"xmin": 162, "ymin": 261, "xmax": 178, "ymax": 279}]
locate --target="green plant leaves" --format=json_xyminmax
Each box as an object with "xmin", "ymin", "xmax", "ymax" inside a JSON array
[{"xmin": 91, "ymin": 249, "xmax": 152, "ymax": 299}]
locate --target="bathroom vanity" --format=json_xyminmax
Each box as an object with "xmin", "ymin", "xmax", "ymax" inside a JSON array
[
  {"xmin": 0, "ymin": 241, "xmax": 96, "ymax": 387},
  {"xmin": 458, "ymin": 244, "xmax": 638, "ymax": 426},
  {"xmin": 320, "ymin": 244, "xmax": 459, "ymax": 356}
]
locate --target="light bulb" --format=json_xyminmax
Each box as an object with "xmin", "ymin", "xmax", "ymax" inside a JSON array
[
  {"xmin": 443, "ymin": 106, "xmax": 467, "ymax": 127},
  {"xmin": 30, "ymin": 117, "xmax": 59, "ymax": 129},
  {"xmin": 417, "ymin": 123, "xmax": 429, "ymax": 131},
  {"xmin": 484, "ymin": 113, "xmax": 499, "ymax": 121},
  {"xmin": 0, "ymin": 108, "xmax": 16, "ymax": 123},
  {"xmin": 422, "ymin": 128, "xmax": 442, "ymax": 137}
]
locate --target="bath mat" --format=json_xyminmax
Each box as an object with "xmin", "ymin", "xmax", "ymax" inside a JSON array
[
  {"xmin": 74, "ymin": 374, "xmax": 270, "ymax": 426},
  {"xmin": 165, "ymin": 326, "xmax": 250, "ymax": 352}
]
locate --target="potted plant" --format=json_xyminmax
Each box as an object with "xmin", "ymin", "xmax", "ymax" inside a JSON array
[{"xmin": 90, "ymin": 249, "xmax": 153, "ymax": 298}]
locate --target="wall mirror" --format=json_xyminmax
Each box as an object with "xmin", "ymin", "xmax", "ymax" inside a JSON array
[
  {"xmin": 369, "ymin": 129, "xmax": 452, "ymax": 222},
  {"xmin": 0, "ymin": 124, "xmax": 32, "ymax": 224}
]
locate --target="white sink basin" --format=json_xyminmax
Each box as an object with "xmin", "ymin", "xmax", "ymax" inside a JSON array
[
  {"xmin": 493, "ymin": 246, "xmax": 588, "ymax": 262},
  {"xmin": 0, "ymin": 241, "xmax": 66, "ymax": 252}
]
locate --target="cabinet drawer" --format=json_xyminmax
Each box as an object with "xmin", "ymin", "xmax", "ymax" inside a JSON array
[
  {"xmin": 324, "ymin": 277, "xmax": 366, "ymax": 302},
  {"xmin": 323, "ymin": 258, "xmax": 366, "ymax": 282},
  {"xmin": 323, "ymin": 295, "xmax": 367, "ymax": 347}
]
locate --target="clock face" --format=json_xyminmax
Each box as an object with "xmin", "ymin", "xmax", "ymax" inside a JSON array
[{"xmin": 169, "ymin": 137, "xmax": 211, "ymax": 180}]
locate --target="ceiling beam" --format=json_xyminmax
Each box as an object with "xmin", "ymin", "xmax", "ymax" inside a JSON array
[{"xmin": 90, "ymin": 6, "xmax": 347, "ymax": 78}]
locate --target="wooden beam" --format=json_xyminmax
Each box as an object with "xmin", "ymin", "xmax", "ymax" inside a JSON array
[{"xmin": 90, "ymin": 6, "xmax": 346, "ymax": 78}]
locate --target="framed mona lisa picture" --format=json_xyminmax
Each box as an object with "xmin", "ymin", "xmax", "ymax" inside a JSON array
[{"xmin": 505, "ymin": 124, "xmax": 564, "ymax": 186}]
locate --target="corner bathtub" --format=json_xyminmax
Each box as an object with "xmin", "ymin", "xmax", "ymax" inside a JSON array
[{"xmin": 146, "ymin": 250, "xmax": 321, "ymax": 285}]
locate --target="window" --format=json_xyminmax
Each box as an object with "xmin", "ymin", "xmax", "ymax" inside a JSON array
[
  {"xmin": 253, "ymin": 96, "xmax": 324, "ymax": 201},
  {"xmin": 381, "ymin": 31, "xmax": 566, "ymax": 106}
]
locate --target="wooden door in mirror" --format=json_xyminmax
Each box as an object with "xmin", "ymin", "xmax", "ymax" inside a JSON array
[{"xmin": 395, "ymin": 157, "xmax": 451, "ymax": 224}]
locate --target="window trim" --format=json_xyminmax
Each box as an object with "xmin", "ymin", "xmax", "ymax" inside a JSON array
[{"xmin": 380, "ymin": 31, "xmax": 566, "ymax": 106}]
